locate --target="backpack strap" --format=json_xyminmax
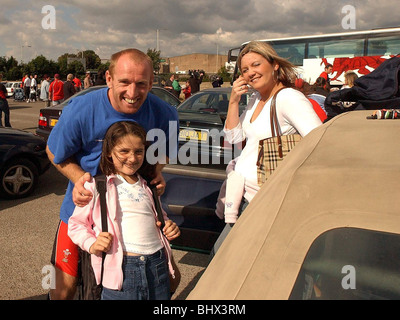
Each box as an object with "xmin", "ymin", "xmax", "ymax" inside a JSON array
[
  {"xmin": 95, "ymin": 174, "xmax": 108, "ymax": 233},
  {"xmin": 94, "ymin": 173, "xmax": 107, "ymax": 285},
  {"xmin": 143, "ymin": 177, "xmax": 165, "ymax": 229}
]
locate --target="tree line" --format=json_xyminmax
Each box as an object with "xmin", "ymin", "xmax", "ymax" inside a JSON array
[
  {"xmin": 0, "ymin": 50, "xmax": 109, "ymax": 81},
  {"xmin": 0, "ymin": 48, "xmax": 230, "ymax": 83}
]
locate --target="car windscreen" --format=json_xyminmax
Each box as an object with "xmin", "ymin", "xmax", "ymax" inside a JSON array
[{"xmin": 178, "ymin": 91, "xmax": 249, "ymax": 114}]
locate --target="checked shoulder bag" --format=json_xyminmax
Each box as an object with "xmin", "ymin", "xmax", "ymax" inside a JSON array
[{"xmin": 256, "ymin": 87, "xmax": 302, "ymax": 186}]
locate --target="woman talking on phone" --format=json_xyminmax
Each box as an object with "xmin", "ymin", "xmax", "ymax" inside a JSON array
[{"xmin": 212, "ymin": 41, "xmax": 322, "ymax": 255}]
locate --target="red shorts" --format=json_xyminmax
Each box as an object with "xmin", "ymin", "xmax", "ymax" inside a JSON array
[{"xmin": 51, "ymin": 220, "xmax": 80, "ymax": 277}]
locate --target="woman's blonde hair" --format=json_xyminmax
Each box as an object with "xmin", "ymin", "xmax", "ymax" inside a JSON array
[
  {"xmin": 344, "ymin": 71, "xmax": 358, "ymax": 88},
  {"xmin": 237, "ymin": 41, "xmax": 298, "ymax": 87}
]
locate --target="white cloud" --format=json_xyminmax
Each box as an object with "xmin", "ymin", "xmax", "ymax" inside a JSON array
[{"xmin": 1, "ymin": 0, "xmax": 399, "ymax": 62}]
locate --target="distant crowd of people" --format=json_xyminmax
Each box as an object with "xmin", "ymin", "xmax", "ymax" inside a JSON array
[
  {"xmin": 0, "ymin": 71, "xmax": 107, "ymax": 127},
  {"xmin": 18, "ymin": 71, "xmax": 107, "ymax": 108},
  {"xmin": 164, "ymin": 69, "xmax": 206, "ymax": 100},
  {"xmin": 164, "ymin": 69, "xmax": 225, "ymax": 101}
]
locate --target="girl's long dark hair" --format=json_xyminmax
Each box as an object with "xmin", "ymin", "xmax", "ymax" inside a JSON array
[{"xmin": 100, "ymin": 121, "xmax": 156, "ymax": 181}]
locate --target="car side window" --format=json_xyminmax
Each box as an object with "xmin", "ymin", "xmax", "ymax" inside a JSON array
[
  {"xmin": 152, "ymin": 88, "xmax": 179, "ymax": 107},
  {"xmin": 289, "ymin": 227, "xmax": 400, "ymax": 300},
  {"xmin": 190, "ymin": 94, "xmax": 212, "ymax": 112}
]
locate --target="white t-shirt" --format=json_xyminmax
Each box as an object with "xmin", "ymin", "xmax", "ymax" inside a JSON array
[
  {"xmin": 114, "ymin": 174, "xmax": 163, "ymax": 255},
  {"xmin": 224, "ymin": 88, "xmax": 322, "ymax": 202}
]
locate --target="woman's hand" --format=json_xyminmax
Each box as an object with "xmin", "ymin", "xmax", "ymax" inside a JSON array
[
  {"xmin": 231, "ymin": 75, "xmax": 249, "ymax": 101},
  {"xmin": 226, "ymin": 75, "xmax": 250, "ymax": 130}
]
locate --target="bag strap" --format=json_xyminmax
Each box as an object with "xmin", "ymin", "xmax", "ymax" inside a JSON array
[
  {"xmin": 256, "ymin": 87, "xmax": 286, "ymax": 166},
  {"xmin": 95, "ymin": 174, "xmax": 107, "ymax": 285},
  {"xmin": 270, "ymin": 87, "xmax": 286, "ymax": 158},
  {"xmin": 270, "ymin": 87, "xmax": 286, "ymax": 136},
  {"xmin": 95, "ymin": 174, "xmax": 108, "ymax": 233},
  {"xmin": 142, "ymin": 176, "xmax": 165, "ymax": 229}
]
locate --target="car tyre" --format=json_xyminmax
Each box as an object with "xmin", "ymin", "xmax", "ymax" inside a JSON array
[{"xmin": 0, "ymin": 158, "xmax": 39, "ymax": 199}]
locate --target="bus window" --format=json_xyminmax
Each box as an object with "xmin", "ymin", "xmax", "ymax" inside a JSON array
[
  {"xmin": 368, "ymin": 36, "xmax": 400, "ymax": 56},
  {"xmin": 308, "ymin": 38, "xmax": 364, "ymax": 59},
  {"xmin": 230, "ymin": 28, "xmax": 400, "ymax": 85},
  {"xmin": 272, "ymin": 42, "xmax": 306, "ymax": 66}
]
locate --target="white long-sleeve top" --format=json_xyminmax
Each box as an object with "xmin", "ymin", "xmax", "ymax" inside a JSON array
[{"xmin": 224, "ymin": 88, "xmax": 322, "ymax": 203}]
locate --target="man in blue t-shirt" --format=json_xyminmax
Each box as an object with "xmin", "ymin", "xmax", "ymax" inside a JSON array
[{"xmin": 47, "ymin": 48, "xmax": 179, "ymax": 299}]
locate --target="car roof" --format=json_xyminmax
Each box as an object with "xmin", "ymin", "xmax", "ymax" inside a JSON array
[
  {"xmin": 195, "ymin": 87, "xmax": 232, "ymax": 93},
  {"xmin": 188, "ymin": 110, "xmax": 400, "ymax": 300}
]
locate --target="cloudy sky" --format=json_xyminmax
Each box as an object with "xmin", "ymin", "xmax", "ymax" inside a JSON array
[{"xmin": 0, "ymin": 0, "xmax": 399, "ymax": 62}]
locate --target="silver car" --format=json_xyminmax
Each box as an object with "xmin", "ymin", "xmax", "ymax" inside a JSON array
[{"xmin": 5, "ymin": 82, "xmax": 22, "ymax": 98}]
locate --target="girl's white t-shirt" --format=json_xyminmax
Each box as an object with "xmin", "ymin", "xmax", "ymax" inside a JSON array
[
  {"xmin": 224, "ymin": 88, "xmax": 322, "ymax": 202},
  {"xmin": 114, "ymin": 174, "xmax": 163, "ymax": 255}
]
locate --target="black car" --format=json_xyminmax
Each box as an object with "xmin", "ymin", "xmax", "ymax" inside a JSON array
[
  {"xmin": 36, "ymin": 85, "xmax": 181, "ymax": 140},
  {"xmin": 175, "ymin": 87, "xmax": 250, "ymax": 168},
  {"xmin": 0, "ymin": 127, "xmax": 50, "ymax": 199}
]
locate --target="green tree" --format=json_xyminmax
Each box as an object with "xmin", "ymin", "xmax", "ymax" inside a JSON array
[
  {"xmin": 66, "ymin": 60, "xmax": 85, "ymax": 78},
  {"xmin": 147, "ymin": 48, "xmax": 161, "ymax": 73},
  {"xmin": 217, "ymin": 66, "xmax": 231, "ymax": 82},
  {"xmin": 6, "ymin": 56, "xmax": 18, "ymax": 72},
  {"xmin": 0, "ymin": 57, "xmax": 7, "ymax": 76},
  {"xmin": 7, "ymin": 66, "xmax": 22, "ymax": 80},
  {"xmin": 83, "ymin": 50, "xmax": 101, "ymax": 70},
  {"xmin": 28, "ymin": 55, "xmax": 58, "ymax": 78},
  {"xmin": 57, "ymin": 53, "xmax": 76, "ymax": 77}
]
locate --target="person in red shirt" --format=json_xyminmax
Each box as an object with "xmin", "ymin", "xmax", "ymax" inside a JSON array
[
  {"xmin": 182, "ymin": 80, "xmax": 191, "ymax": 99},
  {"xmin": 295, "ymin": 78, "xmax": 327, "ymax": 122},
  {"xmin": 49, "ymin": 74, "xmax": 64, "ymax": 105},
  {"xmin": 319, "ymin": 64, "xmax": 333, "ymax": 84},
  {"xmin": 73, "ymin": 76, "xmax": 82, "ymax": 92},
  {"xmin": 0, "ymin": 74, "xmax": 11, "ymax": 127}
]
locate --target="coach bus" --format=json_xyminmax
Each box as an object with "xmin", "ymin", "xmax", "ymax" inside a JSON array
[{"xmin": 228, "ymin": 27, "xmax": 400, "ymax": 86}]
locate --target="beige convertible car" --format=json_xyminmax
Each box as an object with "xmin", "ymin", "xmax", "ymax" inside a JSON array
[{"xmin": 188, "ymin": 110, "xmax": 400, "ymax": 300}]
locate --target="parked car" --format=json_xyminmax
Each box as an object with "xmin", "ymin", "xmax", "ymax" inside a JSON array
[
  {"xmin": 176, "ymin": 87, "xmax": 250, "ymax": 168},
  {"xmin": 161, "ymin": 88, "xmax": 251, "ymax": 252},
  {"xmin": 0, "ymin": 127, "xmax": 50, "ymax": 199},
  {"xmin": 188, "ymin": 110, "xmax": 400, "ymax": 300},
  {"xmin": 150, "ymin": 85, "xmax": 181, "ymax": 108},
  {"xmin": 161, "ymin": 164, "xmax": 226, "ymax": 252},
  {"xmin": 5, "ymin": 82, "xmax": 22, "ymax": 98},
  {"xmin": 36, "ymin": 85, "xmax": 181, "ymax": 140}
]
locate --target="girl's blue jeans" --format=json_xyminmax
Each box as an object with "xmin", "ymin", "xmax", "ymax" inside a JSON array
[{"xmin": 101, "ymin": 249, "xmax": 170, "ymax": 300}]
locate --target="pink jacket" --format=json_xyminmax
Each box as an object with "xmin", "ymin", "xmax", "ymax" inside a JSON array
[{"xmin": 68, "ymin": 174, "xmax": 175, "ymax": 290}]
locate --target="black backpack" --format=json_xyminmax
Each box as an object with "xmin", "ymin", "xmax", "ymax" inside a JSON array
[
  {"xmin": 324, "ymin": 55, "xmax": 400, "ymax": 121},
  {"xmin": 77, "ymin": 174, "xmax": 107, "ymax": 300}
]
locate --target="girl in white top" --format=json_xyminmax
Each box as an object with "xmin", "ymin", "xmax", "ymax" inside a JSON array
[
  {"xmin": 68, "ymin": 121, "xmax": 180, "ymax": 300},
  {"xmin": 212, "ymin": 41, "xmax": 322, "ymax": 256}
]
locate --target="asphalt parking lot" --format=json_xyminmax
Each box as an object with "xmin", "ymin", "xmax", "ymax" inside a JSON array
[{"xmin": 0, "ymin": 97, "xmax": 210, "ymax": 300}]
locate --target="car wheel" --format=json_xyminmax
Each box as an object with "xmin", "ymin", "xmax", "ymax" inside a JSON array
[{"xmin": 0, "ymin": 158, "xmax": 39, "ymax": 199}]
